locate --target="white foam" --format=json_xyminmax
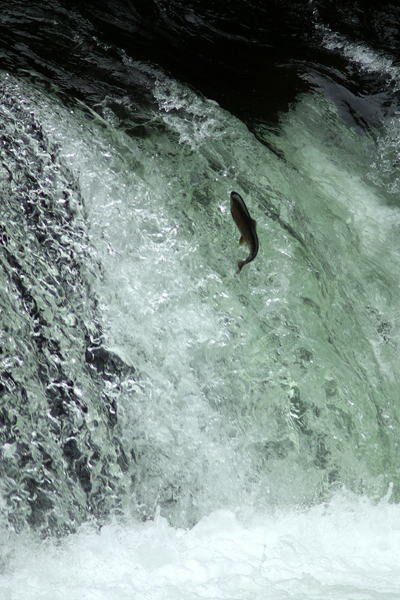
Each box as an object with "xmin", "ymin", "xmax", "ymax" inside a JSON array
[
  {"xmin": 1, "ymin": 491, "xmax": 400, "ymax": 599},
  {"xmin": 3, "ymin": 69, "xmax": 400, "ymax": 600},
  {"xmin": 317, "ymin": 23, "xmax": 399, "ymax": 85}
]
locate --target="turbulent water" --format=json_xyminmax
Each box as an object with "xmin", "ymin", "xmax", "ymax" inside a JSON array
[{"xmin": 1, "ymin": 1, "xmax": 400, "ymax": 598}]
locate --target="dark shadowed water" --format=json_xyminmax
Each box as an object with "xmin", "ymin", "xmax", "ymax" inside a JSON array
[{"xmin": 1, "ymin": 2, "xmax": 400, "ymax": 598}]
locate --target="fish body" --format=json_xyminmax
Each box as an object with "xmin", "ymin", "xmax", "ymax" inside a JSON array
[{"xmin": 230, "ymin": 191, "xmax": 259, "ymax": 273}]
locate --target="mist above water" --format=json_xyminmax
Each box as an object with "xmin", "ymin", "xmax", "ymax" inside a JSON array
[{"xmin": 2, "ymin": 490, "xmax": 400, "ymax": 600}]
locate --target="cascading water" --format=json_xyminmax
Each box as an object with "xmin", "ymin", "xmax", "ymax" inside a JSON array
[{"xmin": 2, "ymin": 2, "xmax": 400, "ymax": 598}]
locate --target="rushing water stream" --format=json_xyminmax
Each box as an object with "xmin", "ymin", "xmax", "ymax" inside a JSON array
[{"xmin": 1, "ymin": 2, "xmax": 400, "ymax": 598}]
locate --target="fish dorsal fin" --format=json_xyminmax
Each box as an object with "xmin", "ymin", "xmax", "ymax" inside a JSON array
[
  {"xmin": 239, "ymin": 235, "xmax": 246, "ymax": 246},
  {"xmin": 251, "ymin": 218, "xmax": 257, "ymax": 229}
]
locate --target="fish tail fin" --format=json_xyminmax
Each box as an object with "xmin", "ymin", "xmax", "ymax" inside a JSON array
[{"xmin": 236, "ymin": 260, "xmax": 245, "ymax": 273}]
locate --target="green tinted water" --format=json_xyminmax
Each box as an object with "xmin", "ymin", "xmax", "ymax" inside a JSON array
[{"xmin": 1, "ymin": 70, "xmax": 399, "ymax": 535}]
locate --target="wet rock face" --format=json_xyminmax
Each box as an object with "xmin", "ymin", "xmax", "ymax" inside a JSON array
[
  {"xmin": 2, "ymin": 0, "xmax": 400, "ymax": 537},
  {"xmin": 0, "ymin": 80, "xmax": 137, "ymax": 535}
]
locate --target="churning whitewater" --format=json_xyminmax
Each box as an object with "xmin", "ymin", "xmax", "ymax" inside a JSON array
[{"xmin": 2, "ymin": 24, "xmax": 400, "ymax": 599}]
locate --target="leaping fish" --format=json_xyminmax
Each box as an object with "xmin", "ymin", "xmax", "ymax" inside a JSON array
[{"xmin": 230, "ymin": 191, "xmax": 259, "ymax": 273}]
